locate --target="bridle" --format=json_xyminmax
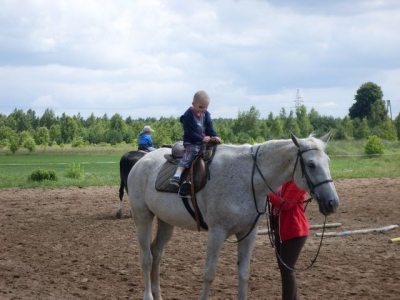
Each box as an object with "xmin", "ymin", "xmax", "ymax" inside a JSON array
[
  {"xmin": 271, "ymin": 147, "xmax": 334, "ymax": 271},
  {"xmin": 251, "ymin": 145, "xmax": 334, "ymax": 206},
  {"xmin": 226, "ymin": 145, "xmax": 267, "ymax": 243},
  {"xmin": 231, "ymin": 145, "xmax": 333, "ymax": 271},
  {"xmin": 293, "ymin": 148, "xmax": 333, "ymax": 198}
]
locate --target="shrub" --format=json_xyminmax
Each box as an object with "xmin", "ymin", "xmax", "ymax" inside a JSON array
[
  {"xmin": 364, "ymin": 135, "xmax": 384, "ymax": 156},
  {"xmin": 72, "ymin": 137, "xmax": 86, "ymax": 148},
  {"xmin": 23, "ymin": 137, "xmax": 36, "ymax": 153},
  {"xmin": 9, "ymin": 139, "xmax": 19, "ymax": 154},
  {"xmin": 29, "ymin": 168, "xmax": 58, "ymax": 181},
  {"xmin": 65, "ymin": 163, "xmax": 84, "ymax": 179}
]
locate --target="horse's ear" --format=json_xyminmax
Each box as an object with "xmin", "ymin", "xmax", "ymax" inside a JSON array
[
  {"xmin": 320, "ymin": 131, "xmax": 331, "ymax": 144},
  {"xmin": 290, "ymin": 132, "xmax": 300, "ymax": 148}
]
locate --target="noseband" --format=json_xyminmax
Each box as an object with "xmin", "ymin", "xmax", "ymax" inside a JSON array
[{"xmin": 292, "ymin": 148, "xmax": 333, "ymax": 198}]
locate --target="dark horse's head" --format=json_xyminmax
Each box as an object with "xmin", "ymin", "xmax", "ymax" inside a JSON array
[{"xmin": 291, "ymin": 132, "xmax": 339, "ymax": 216}]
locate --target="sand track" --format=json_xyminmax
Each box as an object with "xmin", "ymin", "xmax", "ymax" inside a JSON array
[{"xmin": 1, "ymin": 178, "xmax": 399, "ymax": 299}]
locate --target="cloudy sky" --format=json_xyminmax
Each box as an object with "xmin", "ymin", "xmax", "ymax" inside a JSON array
[{"xmin": 0, "ymin": 0, "xmax": 399, "ymax": 120}]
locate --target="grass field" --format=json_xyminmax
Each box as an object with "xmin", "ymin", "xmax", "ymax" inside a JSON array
[
  {"xmin": 0, "ymin": 145, "xmax": 130, "ymax": 189},
  {"xmin": 0, "ymin": 140, "xmax": 399, "ymax": 189},
  {"xmin": 327, "ymin": 139, "xmax": 400, "ymax": 179}
]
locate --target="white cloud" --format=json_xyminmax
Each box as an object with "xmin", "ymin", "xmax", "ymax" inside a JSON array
[
  {"xmin": 32, "ymin": 95, "xmax": 60, "ymax": 108},
  {"xmin": 0, "ymin": 0, "xmax": 399, "ymax": 120}
]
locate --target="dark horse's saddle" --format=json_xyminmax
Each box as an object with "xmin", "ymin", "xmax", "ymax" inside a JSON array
[{"xmin": 155, "ymin": 139, "xmax": 220, "ymax": 231}]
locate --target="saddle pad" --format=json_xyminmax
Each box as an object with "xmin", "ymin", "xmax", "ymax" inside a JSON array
[{"xmin": 155, "ymin": 161, "xmax": 179, "ymax": 193}]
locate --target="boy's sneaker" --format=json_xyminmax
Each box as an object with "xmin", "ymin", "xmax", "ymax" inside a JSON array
[{"xmin": 169, "ymin": 176, "xmax": 180, "ymax": 187}]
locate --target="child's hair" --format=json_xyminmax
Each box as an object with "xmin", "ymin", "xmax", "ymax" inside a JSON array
[{"xmin": 193, "ymin": 90, "xmax": 209, "ymax": 102}]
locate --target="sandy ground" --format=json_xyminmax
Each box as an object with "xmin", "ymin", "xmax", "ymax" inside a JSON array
[{"xmin": 1, "ymin": 178, "xmax": 399, "ymax": 300}]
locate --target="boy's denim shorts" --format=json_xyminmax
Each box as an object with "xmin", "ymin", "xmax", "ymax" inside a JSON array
[{"xmin": 178, "ymin": 143, "xmax": 201, "ymax": 169}]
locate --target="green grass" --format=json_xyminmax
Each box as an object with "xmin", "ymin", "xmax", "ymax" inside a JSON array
[
  {"xmin": 326, "ymin": 139, "xmax": 400, "ymax": 179},
  {"xmin": 0, "ymin": 144, "xmax": 134, "ymax": 189},
  {"xmin": 329, "ymin": 155, "xmax": 400, "ymax": 179},
  {"xmin": 0, "ymin": 140, "xmax": 399, "ymax": 189}
]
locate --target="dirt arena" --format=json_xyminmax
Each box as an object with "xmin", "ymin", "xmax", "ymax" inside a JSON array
[{"xmin": 1, "ymin": 178, "xmax": 399, "ymax": 299}]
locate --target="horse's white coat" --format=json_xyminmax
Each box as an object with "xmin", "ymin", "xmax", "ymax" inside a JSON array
[{"xmin": 128, "ymin": 133, "xmax": 339, "ymax": 300}]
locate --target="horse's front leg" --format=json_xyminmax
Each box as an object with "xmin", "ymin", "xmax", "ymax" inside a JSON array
[
  {"xmin": 200, "ymin": 228, "xmax": 226, "ymax": 300},
  {"xmin": 236, "ymin": 229, "xmax": 258, "ymax": 300},
  {"xmin": 132, "ymin": 209, "xmax": 155, "ymax": 300},
  {"xmin": 150, "ymin": 218, "xmax": 175, "ymax": 300}
]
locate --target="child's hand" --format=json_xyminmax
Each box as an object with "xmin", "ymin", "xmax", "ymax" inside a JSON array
[
  {"xmin": 203, "ymin": 136, "xmax": 211, "ymax": 142},
  {"xmin": 213, "ymin": 136, "xmax": 221, "ymax": 143}
]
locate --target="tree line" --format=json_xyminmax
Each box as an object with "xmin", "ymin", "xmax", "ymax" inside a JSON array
[{"xmin": 1, "ymin": 82, "xmax": 399, "ymax": 153}]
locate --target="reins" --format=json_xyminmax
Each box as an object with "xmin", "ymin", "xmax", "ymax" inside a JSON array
[
  {"xmin": 268, "ymin": 147, "xmax": 333, "ymax": 272},
  {"xmin": 226, "ymin": 146, "xmax": 267, "ymax": 244},
  {"xmin": 229, "ymin": 144, "xmax": 332, "ymax": 272},
  {"xmin": 265, "ymin": 196, "xmax": 328, "ymax": 272}
]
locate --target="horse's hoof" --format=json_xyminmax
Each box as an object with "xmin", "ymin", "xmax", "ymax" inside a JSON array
[{"xmin": 116, "ymin": 211, "xmax": 122, "ymax": 219}]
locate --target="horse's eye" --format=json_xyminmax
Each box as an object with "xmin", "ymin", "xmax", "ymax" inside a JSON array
[{"xmin": 307, "ymin": 162, "xmax": 316, "ymax": 169}]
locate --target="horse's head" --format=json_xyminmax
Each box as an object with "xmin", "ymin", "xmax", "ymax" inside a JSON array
[{"xmin": 291, "ymin": 132, "xmax": 339, "ymax": 216}]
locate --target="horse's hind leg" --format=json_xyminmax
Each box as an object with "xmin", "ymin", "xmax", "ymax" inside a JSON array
[
  {"xmin": 236, "ymin": 230, "xmax": 258, "ymax": 300},
  {"xmin": 200, "ymin": 228, "xmax": 226, "ymax": 300},
  {"xmin": 116, "ymin": 180, "xmax": 124, "ymax": 219},
  {"xmin": 150, "ymin": 218, "xmax": 174, "ymax": 300}
]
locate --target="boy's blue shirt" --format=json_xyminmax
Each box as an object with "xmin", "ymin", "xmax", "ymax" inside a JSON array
[
  {"xmin": 138, "ymin": 132, "xmax": 153, "ymax": 147},
  {"xmin": 180, "ymin": 108, "xmax": 217, "ymax": 145}
]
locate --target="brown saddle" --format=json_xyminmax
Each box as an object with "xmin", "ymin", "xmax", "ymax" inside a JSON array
[
  {"xmin": 155, "ymin": 139, "xmax": 220, "ymax": 195},
  {"xmin": 155, "ymin": 139, "xmax": 220, "ymax": 231}
]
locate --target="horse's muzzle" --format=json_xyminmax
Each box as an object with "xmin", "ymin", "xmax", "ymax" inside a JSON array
[{"xmin": 314, "ymin": 191, "xmax": 339, "ymax": 216}]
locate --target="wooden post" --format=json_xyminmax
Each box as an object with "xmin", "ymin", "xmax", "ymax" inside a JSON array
[
  {"xmin": 315, "ymin": 225, "xmax": 398, "ymax": 237},
  {"xmin": 388, "ymin": 237, "xmax": 400, "ymax": 243}
]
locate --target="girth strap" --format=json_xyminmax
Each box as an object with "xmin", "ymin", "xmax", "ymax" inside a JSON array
[
  {"xmin": 179, "ymin": 140, "xmax": 220, "ymax": 231},
  {"xmin": 181, "ymin": 197, "xmax": 209, "ymax": 231},
  {"xmin": 190, "ymin": 156, "xmax": 202, "ymax": 231}
]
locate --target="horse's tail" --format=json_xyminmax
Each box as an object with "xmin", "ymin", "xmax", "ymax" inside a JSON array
[
  {"xmin": 120, "ymin": 151, "xmax": 143, "ymax": 197},
  {"xmin": 117, "ymin": 151, "xmax": 143, "ymax": 219},
  {"xmin": 117, "ymin": 156, "xmax": 129, "ymax": 219},
  {"xmin": 121, "ymin": 156, "xmax": 131, "ymax": 195}
]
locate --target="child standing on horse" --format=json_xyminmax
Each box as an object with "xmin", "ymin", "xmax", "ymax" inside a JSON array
[{"xmin": 169, "ymin": 90, "xmax": 220, "ymax": 187}]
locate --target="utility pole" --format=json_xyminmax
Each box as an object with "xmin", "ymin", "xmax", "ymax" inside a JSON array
[
  {"xmin": 386, "ymin": 100, "xmax": 392, "ymax": 120},
  {"xmin": 293, "ymin": 89, "xmax": 304, "ymax": 109}
]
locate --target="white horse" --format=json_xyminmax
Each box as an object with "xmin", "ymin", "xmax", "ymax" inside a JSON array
[{"xmin": 128, "ymin": 133, "xmax": 339, "ymax": 300}]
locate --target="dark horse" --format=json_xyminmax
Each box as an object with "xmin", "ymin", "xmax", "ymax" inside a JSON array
[
  {"xmin": 116, "ymin": 150, "xmax": 147, "ymax": 219},
  {"xmin": 116, "ymin": 145, "xmax": 172, "ymax": 218}
]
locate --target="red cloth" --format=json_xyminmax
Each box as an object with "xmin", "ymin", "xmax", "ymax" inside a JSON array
[{"xmin": 269, "ymin": 180, "xmax": 310, "ymax": 241}]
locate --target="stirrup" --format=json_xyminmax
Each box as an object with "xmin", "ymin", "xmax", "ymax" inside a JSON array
[{"xmin": 179, "ymin": 180, "xmax": 191, "ymax": 198}]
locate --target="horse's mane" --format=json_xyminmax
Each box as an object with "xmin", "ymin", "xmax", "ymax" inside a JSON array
[
  {"xmin": 221, "ymin": 133, "xmax": 327, "ymax": 151},
  {"xmin": 256, "ymin": 133, "xmax": 327, "ymax": 152},
  {"xmin": 307, "ymin": 133, "xmax": 327, "ymax": 151}
]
